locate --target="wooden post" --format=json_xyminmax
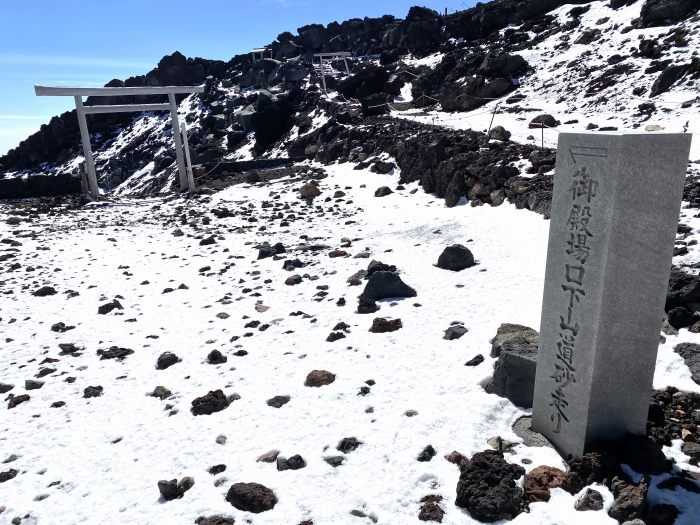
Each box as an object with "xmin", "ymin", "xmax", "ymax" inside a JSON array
[
  {"xmin": 343, "ymin": 56, "xmax": 350, "ymax": 76},
  {"xmin": 541, "ymin": 123, "xmax": 545, "ymax": 152},
  {"xmin": 319, "ymin": 57, "xmax": 327, "ymax": 94},
  {"xmin": 168, "ymin": 92, "xmax": 188, "ymax": 191},
  {"xmin": 74, "ymin": 95, "xmax": 99, "ymax": 199},
  {"xmin": 487, "ymin": 102, "xmax": 500, "ymax": 138},
  {"xmin": 180, "ymin": 122, "xmax": 195, "ymax": 192}
]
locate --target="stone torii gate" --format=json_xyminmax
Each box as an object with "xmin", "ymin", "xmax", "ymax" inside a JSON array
[{"xmin": 35, "ymin": 84, "xmax": 204, "ymax": 199}]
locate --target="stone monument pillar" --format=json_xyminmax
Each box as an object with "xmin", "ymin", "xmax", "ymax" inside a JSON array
[{"xmin": 532, "ymin": 132, "xmax": 693, "ymax": 457}]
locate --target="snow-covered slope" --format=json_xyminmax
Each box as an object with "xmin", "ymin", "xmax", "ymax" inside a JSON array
[
  {"xmin": 395, "ymin": 1, "xmax": 700, "ymax": 158},
  {"xmin": 1, "ymin": 160, "xmax": 699, "ymax": 524}
]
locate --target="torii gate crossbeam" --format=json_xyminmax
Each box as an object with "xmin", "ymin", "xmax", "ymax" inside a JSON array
[{"xmin": 35, "ymin": 85, "xmax": 204, "ymax": 199}]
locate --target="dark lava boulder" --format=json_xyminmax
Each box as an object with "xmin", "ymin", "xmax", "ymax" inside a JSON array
[
  {"xmin": 374, "ymin": 186, "xmax": 393, "ymax": 197},
  {"xmin": 156, "ymin": 352, "xmax": 180, "ymax": 370},
  {"xmin": 528, "ymin": 114, "xmax": 560, "ymax": 129},
  {"xmin": 207, "ymin": 349, "xmax": 228, "ymax": 365},
  {"xmin": 360, "ymin": 271, "xmax": 417, "ymax": 301},
  {"xmin": 666, "ymin": 268, "xmax": 700, "ymax": 310},
  {"xmin": 673, "ymin": 343, "xmax": 700, "ymax": 384},
  {"xmin": 33, "ymin": 286, "xmax": 57, "ymax": 297},
  {"xmin": 225, "ymin": 482, "xmax": 278, "ymax": 513},
  {"xmin": 436, "ymin": 244, "xmax": 475, "ymax": 271},
  {"xmin": 564, "ymin": 452, "xmax": 620, "ymax": 494},
  {"xmin": 455, "ymin": 450, "xmax": 525, "ymax": 522},
  {"xmin": 191, "ymin": 389, "xmax": 229, "ymax": 416}
]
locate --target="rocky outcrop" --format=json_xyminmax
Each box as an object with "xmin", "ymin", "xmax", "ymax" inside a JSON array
[
  {"xmin": 640, "ymin": 0, "xmax": 700, "ymax": 27},
  {"xmin": 0, "ymin": 173, "xmax": 80, "ymax": 199}
]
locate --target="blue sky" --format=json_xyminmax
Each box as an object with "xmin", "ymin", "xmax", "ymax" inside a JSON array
[{"xmin": 0, "ymin": 0, "xmax": 477, "ymax": 156}]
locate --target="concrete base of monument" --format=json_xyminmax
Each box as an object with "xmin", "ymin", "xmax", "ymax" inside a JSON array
[{"xmin": 513, "ymin": 416, "xmax": 555, "ymax": 449}]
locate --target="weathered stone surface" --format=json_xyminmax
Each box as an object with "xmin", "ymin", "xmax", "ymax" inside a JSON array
[
  {"xmin": 490, "ymin": 323, "xmax": 539, "ymax": 358},
  {"xmin": 532, "ymin": 133, "xmax": 692, "ymax": 457},
  {"xmin": 486, "ymin": 336, "xmax": 538, "ymax": 408}
]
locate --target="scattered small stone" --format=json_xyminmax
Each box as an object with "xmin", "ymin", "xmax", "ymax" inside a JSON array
[
  {"xmin": 277, "ymin": 454, "xmax": 306, "ymax": 471},
  {"xmin": 97, "ymin": 299, "xmax": 123, "ymax": 315},
  {"xmin": 285, "ymin": 274, "xmax": 303, "ymax": 286},
  {"xmin": 374, "ymin": 186, "xmax": 393, "ymax": 197},
  {"xmin": 33, "ymin": 286, "xmax": 57, "ymax": 297},
  {"xmin": 418, "ymin": 495, "xmax": 445, "ymax": 522},
  {"xmin": 324, "ymin": 456, "xmax": 345, "ymax": 467},
  {"xmin": 83, "ymin": 386, "xmax": 103, "ymax": 398},
  {"xmin": 156, "ymin": 352, "xmax": 180, "ymax": 370},
  {"xmin": 369, "ymin": 317, "xmax": 402, "ymax": 333},
  {"xmin": 191, "ymin": 390, "xmax": 229, "ymax": 416},
  {"xmin": 195, "ymin": 515, "xmax": 235, "ymax": 525},
  {"xmin": 7, "ymin": 394, "xmax": 30, "ymax": 408},
  {"xmin": 575, "ymin": 488, "xmax": 604, "ymax": 511},
  {"xmin": 337, "ymin": 437, "xmax": 363, "ymax": 453},
  {"xmin": 208, "ymin": 465, "xmax": 227, "ymax": 475},
  {"xmin": 0, "ymin": 469, "xmax": 18, "ymax": 483},
  {"xmin": 152, "ymin": 386, "xmax": 172, "ymax": 400},
  {"xmin": 465, "ymin": 354, "xmax": 484, "ymax": 366},
  {"xmin": 51, "ymin": 322, "xmax": 75, "ymax": 332},
  {"xmin": 266, "ymin": 395, "xmax": 290, "ymax": 408},
  {"xmin": 417, "ymin": 445, "xmax": 437, "ymax": 462},
  {"xmin": 25, "ymin": 380, "xmax": 44, "ymax": 390},
  {"xmin": 523, "ymin": 465, "xmax": 567, "ymax": 503},
  {"xmin": 207, "ymin": 350, "xmax": 228, "ymax": 365},
  {"xmin": 257, "ymin": 450, "xmax": 280, "ymax": 463},
  {"xmin": 97, "ymin": 346, "xmax": 133, "ymax": 360},
  {"xmin": 158, "ymin": 476, "xmax": 195, "ymax": 501},
  {"xmin": 444, "ymin": 325, "xmax": 468, "ymax": 340},
  {"xmin": 305, "ymin": 370, "xmax": 335, "ymax": 387},
  {"xmin": 326, "ymin": 331, "xmax": 346, "ymax": 342}
]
